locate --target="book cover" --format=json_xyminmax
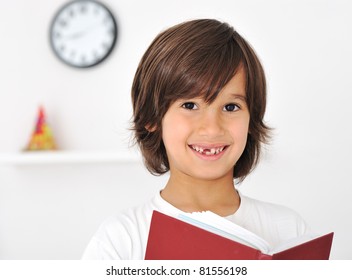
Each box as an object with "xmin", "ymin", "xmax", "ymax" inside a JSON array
[{"xmin": 145, "ymin": 210, "xmax": 334, "ymax": 260}]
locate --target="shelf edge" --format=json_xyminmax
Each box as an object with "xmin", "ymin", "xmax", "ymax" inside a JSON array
[{"xmin": 0, "ymin": 151, "xmax": 141, "ymax": 165}]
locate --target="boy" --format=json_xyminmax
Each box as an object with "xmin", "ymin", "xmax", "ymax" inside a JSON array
[{"xmin": 82, "ymin": 19, "xmax": 310, "ymax": 260}]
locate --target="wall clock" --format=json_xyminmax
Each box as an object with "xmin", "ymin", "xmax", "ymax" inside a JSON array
[{"xmin": 49, "ymin": 0, "xmax": 118, "ymax": 68}]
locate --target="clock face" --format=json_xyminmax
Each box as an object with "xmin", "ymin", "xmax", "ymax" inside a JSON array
[{"xmin": 50, "ymin": 0, "xmax": 117, "ymax": 68}]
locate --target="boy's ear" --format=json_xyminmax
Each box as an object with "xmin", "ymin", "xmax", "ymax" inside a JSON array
[{"xmin": 145, "ymin": 124, "xmax": 157, "ymax": 132}]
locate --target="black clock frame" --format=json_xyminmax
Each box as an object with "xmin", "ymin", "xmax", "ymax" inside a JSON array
[{"xmin": 49, "ymin": 0, "xmax": 118, "ymax": 68}]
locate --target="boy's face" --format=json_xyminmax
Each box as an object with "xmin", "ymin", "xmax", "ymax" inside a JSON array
[{"xmin": 161, "ymin": 67, "xmax": 250, "ymax": 182}]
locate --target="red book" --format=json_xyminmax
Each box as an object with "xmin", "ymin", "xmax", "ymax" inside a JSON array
[{"xmin": 145, "ymin": 211, "xmax": 334, "ymax": 260}]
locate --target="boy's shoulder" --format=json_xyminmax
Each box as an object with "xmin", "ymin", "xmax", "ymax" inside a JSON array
[
  {"xmin": 240, "ymin": 194, "xmax": 302, "ymax": 217},
  {"xmin": 233, "ymin": 193, "xmax": 311, "ymax": 246},
  {"xmin": 82, "ymin": 195, "xmax": 157, "ymax": 259},
  {"xmin": 99, "ymin": 194, "xmax": 159, "ymax": 236}
]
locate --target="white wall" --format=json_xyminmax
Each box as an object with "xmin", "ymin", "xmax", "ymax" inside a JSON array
[{"xmin": 0, "ymin": 0, "xmax": 351, "ymax": 259}]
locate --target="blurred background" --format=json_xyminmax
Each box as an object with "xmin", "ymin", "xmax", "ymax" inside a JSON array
[{"xmin": 0, "ymin": 0, "xmax": 351, "ymax": 259}]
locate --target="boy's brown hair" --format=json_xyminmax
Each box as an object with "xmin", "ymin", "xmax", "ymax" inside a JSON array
[{"xmin": 131, "ymin": 19, "xmax": 270, "ymax": 182}]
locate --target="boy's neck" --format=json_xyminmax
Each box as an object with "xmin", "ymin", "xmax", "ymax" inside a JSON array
[{"xmin": 161, "ymin": 173, "xmax": 240, "ymax": 217}]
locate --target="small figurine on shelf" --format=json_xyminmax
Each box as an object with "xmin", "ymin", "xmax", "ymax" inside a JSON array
[{"xmin": 25, "ymin": 106, "xmax": 57, "ymax": 151}]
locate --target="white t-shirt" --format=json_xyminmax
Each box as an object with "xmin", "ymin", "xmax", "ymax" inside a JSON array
[{"xmin": 82, "ymin": 191, "xmax": 310, "ymax": 260}]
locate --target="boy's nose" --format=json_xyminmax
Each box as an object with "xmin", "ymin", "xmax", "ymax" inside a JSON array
[{"xmin": 197, "ymin": 111, "xmax": 225, "ymax": 137}]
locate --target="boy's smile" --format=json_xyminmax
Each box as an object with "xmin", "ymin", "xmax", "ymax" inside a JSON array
[
  {"xmin": 161, "ymin": 66, "xmax": 249, "ymax": 182},
  {"xmin": 188, "ymin": 143, "xmax": 229, "ymax": 160}
]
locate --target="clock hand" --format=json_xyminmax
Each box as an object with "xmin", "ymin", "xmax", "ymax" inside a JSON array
[
  {"xmin": 63, "ymin": 24, "xmax": 100, "ymax": 40},
  {"xmin": 65, "ymin": 30, "xmax": 87, "ymax": 40}
]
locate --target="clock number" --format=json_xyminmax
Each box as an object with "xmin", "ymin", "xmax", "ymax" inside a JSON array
[
  {"xmin": 108, "ymin": 27, "xmax": 115, "ymax": 37},
  {"xmin": 102, "ymin": 42, "xmax": 110, "ymax": 50},
  {"xmin": 80, "ymin": 4, "xmax": 87, "ymax": 14},
  {"xmin": 103, "ymin": 15, "xmax": 111, "ymax": 25},
  {"xmin": 68, "ymin": 9, "xmax": 75, "ymax": 18},
  {"xmin": 59, "ymin": 19, "xmax": 67, "ymax": 27}
]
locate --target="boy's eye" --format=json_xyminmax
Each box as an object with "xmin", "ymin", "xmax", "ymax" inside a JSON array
[
  {"xmin": 223, "ymin": 103, "xmax": 240, "ymax": 112},
  {"xmin": 182, "ymin": 102, "xmax": 198, "ymax": 110}
]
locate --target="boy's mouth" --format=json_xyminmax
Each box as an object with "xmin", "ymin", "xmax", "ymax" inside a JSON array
[{"xmin": 189, "ymin": 144, "xmax": 228, "ymax": 156}]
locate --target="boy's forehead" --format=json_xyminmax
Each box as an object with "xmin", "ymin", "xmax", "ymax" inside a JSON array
[
  {"xmin": 181, "ymin": 67, "xmax": 247, "ymax": 102},
  {"xmin": 221, "ymin": 67, "xmax": 246, "ymax": 94}
]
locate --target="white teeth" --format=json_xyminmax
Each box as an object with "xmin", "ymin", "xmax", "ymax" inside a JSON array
[{"xmin": 191, "ymin": 145, "xmax": 225, "ymax": 155}]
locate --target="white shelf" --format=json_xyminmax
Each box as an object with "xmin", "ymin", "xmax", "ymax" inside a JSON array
[{"xmin": 0, "ymin": 150, "xmax": 141, "ymax": 165}]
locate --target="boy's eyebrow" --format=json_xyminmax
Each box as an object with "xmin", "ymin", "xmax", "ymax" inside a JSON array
[{"xmin": 230, "ymin": 93, "xmax": 247, "ymax": 102}]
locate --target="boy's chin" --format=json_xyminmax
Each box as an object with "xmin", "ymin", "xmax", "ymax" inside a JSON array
[{"xmin": 187, "ymin": 168, "xmax": 233, "ymax": 182}]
